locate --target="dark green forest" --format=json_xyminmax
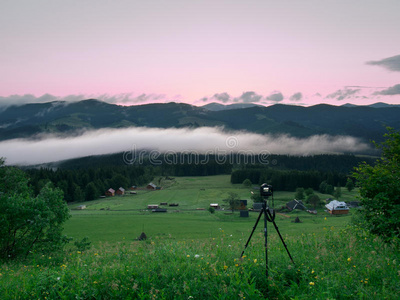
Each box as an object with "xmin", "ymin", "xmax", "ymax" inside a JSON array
[{"xmin": 24, "ymin": 154, "xmax": 375, "ymax": 203}]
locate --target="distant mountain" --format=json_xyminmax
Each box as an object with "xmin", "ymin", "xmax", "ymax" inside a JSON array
[
  {"xmin": 0, "ymin": 99, "xmax": 399, "ymax": 142},
  {"xmin": 341, "ymin": 102, "xmax": 400, "ymax": 108},
  {"xmin": 201, "ymin": 102, "xmax": 262, "ymax": 111},
  {"xmin": 368, "ymin": 102, "xmax": 400, "ymax": 108}
]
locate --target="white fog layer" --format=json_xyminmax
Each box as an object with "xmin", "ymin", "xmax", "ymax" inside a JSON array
[{"xmin": 0, "ymin": 127, "xmax": 371, "ymax": 165}]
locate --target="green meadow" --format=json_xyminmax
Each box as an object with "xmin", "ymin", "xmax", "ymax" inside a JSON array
[
  {"xmin": 1, "ymin": 175, "xmax": 399, "ymax": 299},
  {"xmin": 64, "ymin": 175, "xmax": 353, "ymax": 243}
]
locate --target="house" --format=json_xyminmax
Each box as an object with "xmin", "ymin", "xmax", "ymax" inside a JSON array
[
  {"xmin": 147, "ymin": 182, "xmax": 157, "ymax": 190},
  {"xmin": 210, "ymin": 203, "xmax": 220, "ymax": 210},
  {"xmin": 105, "ymin": 188, "xmax": 115, "ymax": 197},
  {"xmin": 325, "ymin": 200, "xmax": 349, "ymax": 215},
  {"xmin": 116, "ymin": 187, "xmax": 125, "ymax": 196},
  {"xmin": 147, "ymin": 204, "xmax": 159, "ymax": 209},
  {"xmin": 286, "ymin": 199, "xmax": 307, "ymax": 211},
  {"xmin": 130, "ymin": 186, "xmax": 137, "ymax": 190}
]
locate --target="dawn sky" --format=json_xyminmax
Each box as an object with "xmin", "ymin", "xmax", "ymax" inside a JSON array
[{"xmin": 1, "ymin": 0, "xmax": 400, "ymax": 107}]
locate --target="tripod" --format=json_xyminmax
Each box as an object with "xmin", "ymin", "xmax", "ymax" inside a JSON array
[{"xmin": 240, "ymin": 196, "xmax": 295, "ymax": 280}]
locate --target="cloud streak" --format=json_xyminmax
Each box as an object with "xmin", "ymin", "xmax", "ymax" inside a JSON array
[
  {"xmin": 374, "ymin": 84, "xmax": 400, "ymax": 96},
  {"xmin": 326, "ymin": 88, "xmax": 360, "ymax": 101},
  {"xmin": 366, "ymin": 54, "xmax": 400, "ymax": 72},
  {"xmin": 0, "ymin": 127, "xmax": 371, "ymax": 166}
]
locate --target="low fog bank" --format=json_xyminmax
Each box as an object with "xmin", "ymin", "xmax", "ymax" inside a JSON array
[{"xmin": 0, "ymin": 127, "xmax": 372, "ymax": 166}]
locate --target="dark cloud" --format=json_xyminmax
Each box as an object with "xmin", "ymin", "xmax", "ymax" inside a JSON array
[
  {"xmin": 266, "ymin": 92, "xmax": 284, "ymax": 102},
  {"xmin": 0, "ymin": 94, "xmax": 61, "ymax": 107},
  {"xmin": 366, "ymin": 54, "xmax": 400, "ymax": 72},
  {"xmin": 0, "ymin": 93, "xmax": 167, "ymax": 108},
  {"xmin": 212, "ymin": 92, "xmax": 231, "ymax": 103},
  {"xmin": 374, "ymin": 84, "xmax": 400, "ymax": 96},
  {"xmin": 289, "ymin": 92, "xmax": 303, "ymax": 101},
  {"xmin": 326, "ymin": 88, "xmax": 360, "ymax": 101},
  {"xmin": 234, "ymin": 91, "xmax": 263, "ymax": 103}
]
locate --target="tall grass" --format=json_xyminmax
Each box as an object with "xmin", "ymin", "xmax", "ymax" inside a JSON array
[{"xmin": 1, "ymin": 226, "xmax": 399, "ymax": 299}]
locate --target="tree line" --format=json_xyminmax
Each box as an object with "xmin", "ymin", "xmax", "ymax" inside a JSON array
[
  {"xmin": 231, "ymin": 168, "xmax": 350, "ymax": 192},
  {"xmin": 26, "ymin": 165, "xmax": 155, "ymax": 202}
]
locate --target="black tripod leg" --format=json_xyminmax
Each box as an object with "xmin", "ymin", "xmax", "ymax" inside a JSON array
[
  {"xmin": 266, "ymin": 210, "xmax": 295, "ymax": 265},
  {"xmin": 240, "ymin": 209, "xmax": 264, "ymax": 258}
]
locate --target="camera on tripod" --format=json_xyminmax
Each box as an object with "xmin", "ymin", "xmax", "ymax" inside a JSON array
[{"xmin": 260, "ymin": 183, "xmax": 273, "ymax": 198}]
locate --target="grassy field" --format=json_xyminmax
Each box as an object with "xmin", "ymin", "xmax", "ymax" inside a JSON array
[
  {"xmin": 64, "ymin": 175, "xmax": 356, "ymax": 243},
  {"xmin": 1, "ymin": 175, "xmax": 399, "ymax": 299}
]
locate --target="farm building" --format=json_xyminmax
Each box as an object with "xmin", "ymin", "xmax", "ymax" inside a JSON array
[
  {"xmin": 130, "ymin": 186, "xmax": 137, "ymax": 190},
  {"xmin": 105, "ymin": 188, "xmax": 115, "ymax": 197},
  {"xmin": 325, "ymin": 200, "xmax": 349, "ymax": 215},
  {"xmin": 147, "ymin": 204, "xmax": 159, "ymax": 209},
  {"xmin": 116, "ymin": 187, "xmax": 125, "ymax": 195},
  {"xmin": 152, "ymin": 208, "xmax": 167, "ymax": 213},
  {"xmin": 76, "ymin": 205, "xmax": 86, "ymax": 210},
  {"xmin": 147, "ymin": 182, "xmax": 157, "ymax": 190},
  {"xmin": 210, "ymin": 203, "xmax": 220, "ymax": 210},
  {"xmin": 253, "ymin": 203, "xmax": 263, "ymax": 211},
  {"xmin": 286, "ymin": 199, "xmax": 307, "ymax": 211}
]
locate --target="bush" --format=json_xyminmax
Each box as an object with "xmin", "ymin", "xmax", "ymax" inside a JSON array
[
  {"xmin": 242, "ymin": 178, "xmax": 252, "ymax": 187},
  {"xmin": 0, "ymin": 159, "xmax": 71, "ymax": 260},
  {"xmin": 352, "ymin": 128, "xmax": 400, "ymax": 241}
]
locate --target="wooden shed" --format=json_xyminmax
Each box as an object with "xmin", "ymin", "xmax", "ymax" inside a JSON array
[
  {"xmin": 116, "ymin": 187, "xmax": 125, "ymax": 195},
  {"xmin": 105, "ymin": 188, "xmax": 115, "ymax": 197},
  {"xmin": 147, "ymin": 182, "xmax": 157, "ymax": 190}
]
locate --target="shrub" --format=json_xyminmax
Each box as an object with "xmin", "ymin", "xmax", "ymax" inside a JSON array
[
  {"xmin": 352, "ymin": 128, "xmax": 400, "ymax": 241},
  {"xmin": 0, "ymin": 159, "xmax": 70, "ymax": 260}
]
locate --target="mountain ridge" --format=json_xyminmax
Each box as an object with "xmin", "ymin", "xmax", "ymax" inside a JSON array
[{"xmin": 0, "ymin": 99, "xmax": 399, "ymax": 142}]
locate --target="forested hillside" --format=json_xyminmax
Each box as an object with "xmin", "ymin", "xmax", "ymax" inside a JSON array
[{"xmin": 1, "ymin": 100, "xmax": 399, "ymax": 142}]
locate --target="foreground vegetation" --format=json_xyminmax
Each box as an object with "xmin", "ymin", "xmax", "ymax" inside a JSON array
[
  {"xmin": 1, "ymin": 174, "xmax": 399, "ymax": 299},
  {"xmin": 1, "ymin": 224, "xmax": 399, "ymax": 299}
]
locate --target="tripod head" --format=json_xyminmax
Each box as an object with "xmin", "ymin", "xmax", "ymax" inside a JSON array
[{"xmin": 260, "ymin": 183, "xmax": 273, "ymax": 198}]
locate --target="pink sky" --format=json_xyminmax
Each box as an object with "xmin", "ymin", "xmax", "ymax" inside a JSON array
[{"xmin": 1, "ymin": 0, "xmax": 400, "ymax": 107}]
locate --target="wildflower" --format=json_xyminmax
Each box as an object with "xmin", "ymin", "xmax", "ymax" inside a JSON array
[
  {"xmin": 224, "ymin": 265, "xmax": 228, "ymax": 270},
  {"xmin": 93, "ymin": 281, "xmax": 98, "ymax": 284},
  {"xmin": 194, "ymin": 254, "xmax": 200, "ymax": 258},
  {"xmin": 57, "ymin": 277, "xmax": 60, "ymax": 281},
  {"xmin": 347, "ymin": 257, "xmax": 351, "ymax": 262},
  {"xmin": 309, "ymin": 282, "xmax": 315, "ymax": 286},
  {"xmin": 235, "ymin": 264, "xmax": 239, "ymax": 267},
  {"xmin": 254, "ymin": 259, "xmax": 257, "ymax": 263},
  {"xmin": 311, "ymin": 269, "xmax": 314, "ymax": 274},
  {"xmin": 187, "ymin": 255, "xmax": 190, "ymax": 258}
]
